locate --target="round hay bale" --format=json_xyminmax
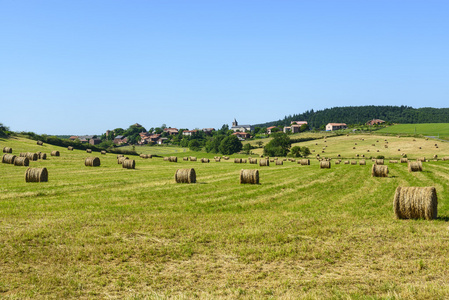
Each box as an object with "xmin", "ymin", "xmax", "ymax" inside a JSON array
[
  {"xmin": 14, "ymin": 156, "xmax": 29, "ymax": 166},
  {"xmin": 372, "ymin": 165, "xmax": 388, "ymax": 177},
  {"xmin": 344, "ymin": 160, "xmax": 349, "ymax": 164},
  {"xmin": 37, "ymin": 140, "xmax": 43, "ymax": 146},
  {"xmin": 435, "ymin": 144, "xmax": 438, "ymax": 147},
  {"xmin": 389, "ymin": 160, "xmax": 398, "ymax": 163},
  {"xmin": 163, "ymin": 157, "xmax": 169, "ymax": 161},
  {"xmin": 372, "ymin": 144, "xmax": 375, "ymax": 146},
  {"xmin": 183, "ymin": 157, "xmax": 189, "ymax": 161},
  {"xmin": 21, "ymin": 152, "xmax": 38, "ymax": 161},
  {"xmin": 85, "ymin": 157, "xmax": 101, "ymax": 167},
  {"xmin": 51, "ymin": 151, "xmax": 60, "ymax": 157},
  {"xmin": 384, "ymin": 145, "xmax": 388, "ymax": 148},
  {"xmin": 234, "ymin": 158, "xmax": 242, "ymax": 163},
  {"xmin": 397, "ymin": 149, "xmax": 400, "ymax": 151},
  {"xmin": 359, "ymin": 160, "xmax": 366, "ymax": 165},
  {"xmin": 122, "ymin": 159, "xmax": 136, "ymax": 169},
  {"xmin": 276, "ymin": 160, "xmax": 283, "ymax": 165},
  {"xmin": 351, "ymin": 160, "xmax": 357, "ymax": 165},
  {"xmin": 101, "ymin": 150, "xmax": 106, "ymax": 155},
  {"xmin": 417, "ymin": 157, "xmax": 425, "ymax": 162},
  {"xmin": 169, "ymin": 156, "xmax": 178, "ymax": 162},
  {"xmin": 335, "ymin": 160, "xmax": 340, "ymax": 164},
  {"xmin": 433, "ymin": 155, "xmax": 438, "ymax": 159},
  {"xmin": 223, "ymin": 156, "xmax": 229, "ymax": 160},
  {"xmin": 86, "ymin": 149, "xmax": 92, "ymax": 153},
  {"xmin": 354, "ymin": 143, "xmax": 357, "ymax": 145},
  {"xmin": 375, "ymin": 159, "xmax": 384, "ymax": 165},
  {"xmin": 241, "ymin": 159, "xmax": 247, "ymax": 163},
  {"xmin": 269, "ymin": 159, "xmax": 274, "ymax": 162},
  {"xmin": 39, "ymin": 152, "xmax": 46, "ymax": 160},
  {"xmin": 259, "ymin": 159, "xmax": 269, "ymax": 166},
  {"xmin": 356, "ymin": 154, "xmax": 359, "ymax": 157},
  {"xmin": 283, "ymin": 158, "xmax": 287, "ymax": 161},
  {"xmin": 25, "ymin": 167, "xmax": 48, "ymax": 182},
  {"xmin": 320, "ymin": 161, "xmax": 331, "ymax": 169},
  {"xmin": 201, "ymin": 158, "xmax": 210, "ymax": 163},
  {"xmin": 2, "ymin": 154, "xmax": 16, "ymax": 164},
  {"xmin": 393, "ymin": 186, "xmax": 437, "ymax": 220},
  {"xmin": 442, "ymin": 156, "xmax": 449, "ymax": 161},
  {"xmin": 3, "ymin": 147, "xmax": 12, "ymax": 153},
  {"xmin": 190, "ymin": 156, "xmax": 197, "ymax": 161},
  {"xmin": 214, "ymin": 158, "xmax": 221, "ymax": 162},
  {"xmin": 117, "ymin": 154, "xmax": 124, "ymax": 158},
  {"xmin": 419, "ymin": 147, "xmax": 422, "ymax": 150},
  {"xmin": 353, "ymin": 147, "xmax": 356, "ymax": 149},
  {"xmin": 362, "ymin": 155, "xmax": 365, "ymax": 158},
  {"xmin": 118, "ymin": 157, "xmax": 128, "ymax": 164},
  {"xmin": 312, "ymin": 150, "xmax": 315, "ymax": 152},
  {"xmin": 299, "ymin": 159, "xmax": 310, "ymax": 165},
  {"xmin": 68, "ymin": 146, "xmax": 74, "ymax": 151},
  {"xmin": 249, "ymin": 158, "xmax": 258, "ymax": 164},
  {"xmin": 175, "ymin": 168, "xmax": 196, "ymax": 183},
  {"xmin": 400, "ymin": 158, "xmax": 408, "ymax": 163},
  {"xmin": 408, "ymin": 161, "xmax": 422, "ymax": 172},
  {"xmin": 239, "ymin": 169, "xmax": 259, "ymax": 184},
  {"xmin": 367, "ymin": 150, "xmax": 370, "ymax": 152}
]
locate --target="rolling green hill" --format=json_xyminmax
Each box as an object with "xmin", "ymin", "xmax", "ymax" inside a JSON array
[
  {"xmin": 377, "ymin": 123, "xmax": 449, "ymax": 139},
  {"xmin": 1, "ymin": 136, "xmax": 449, "ymax": 298}
]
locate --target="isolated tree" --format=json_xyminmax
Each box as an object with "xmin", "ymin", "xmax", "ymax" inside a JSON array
[
  {"xmin": 219, "ymin": 135, "xmax": 242, "ymax": 155},
  {"xmin": 263, "ymin": 132, "xmax": 291, "ymax": 157},
  {"xmin": 290, "ymin": 146, "xmax": 302, "ymax": 157}
]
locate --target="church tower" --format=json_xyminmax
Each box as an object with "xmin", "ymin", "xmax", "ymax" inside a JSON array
[{"xmin": 232, "ymin": 118, "xmax": 238, "ymax": 127}]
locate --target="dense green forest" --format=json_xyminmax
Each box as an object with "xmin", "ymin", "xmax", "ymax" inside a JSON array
[{"xmin": 255, "ymin": 106, "xmax": 449, "ymax": 129}]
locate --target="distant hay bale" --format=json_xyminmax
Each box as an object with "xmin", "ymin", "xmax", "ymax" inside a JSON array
[
  {"xmin": 408, "ymin": 161, "xmax": 423, "ymax": 172},
  {"xmin": 3, "ymin": 147, "xmax": 12, "ymax": 153},
  {"xmin": 249, "ymin": 158, "xmax": 258, "ymax": 164},
  {"xmin": 68, "ymin": 146, "xmax": 74, "ymax": 150},
  {"xmin": 239, "ymin": 169, "xmax": 259, "ymax": 184},
  {"xmin": 283, "ymin": 158, "xmax": 287, "ymax": 161},
  {"xmin": 259, "ymin": 159, "xmax": 269, "ymax": 166},
  {"xmin": 183, "ymin": 157, "xmax": 189, "ymax": 161},
  {"xmin": 39, "ymin": 152, "xmax": 46, "ymax": 160},
  {"xmin": 375, "ymin": 159, "xmax": 384, "ymax": 165},
  {"xmin": 337, "ymin": 154, "xmax": 341, "ymax": 157},
  {"xmin": 417, "ymin": 157, "xmax": 425, "ymax": 162},
  {"xmin": 169, "ymin": 156, "xmax": 178, "ymax": 162},
  {"xmin": 393, "ymin": 186, "xmax": 437, "ymax": 220},
  {"xmin": 85, "ymin": 157, "xmax": 101, "ymax": 167},
  {"xmin": 344, "ymin": 160, "xmax": 349, "ymax": 164},
  {"xmin": 353, "ymin": 147, "xmax": 356, "ymax": 149},
  {"xmin": 413, "ymin": 139, "xmax": 416, "ymax": 141},
  {"xmin": 215, "ymin": 158, "xmax": 221, "ymax": 162},
  {"xmin": 418, "ymin": 147, "xmax": 422, "ymax": 149},
  {"xmin": 355, "ymin": 143, "xmax": 357, "ymax": 145},
  {"xmin": 398, "ymin": 149, "xmax": 400, "ymax": 151},
  {"xmin": 372, "ymin": 165, "xmax": 388, "ymax": 177},
  {"xmin": 117, "ymin": 154, "xmax": 124, "ymax": 158},
  {"xmin": 25, "ymin": 167, "xmax": 48, "ymax": 182},
  {"xmin": 320, "ymin": 161, "xmax": 331, "ymax": 169},
  {"xmin": 86, "ymin": 149, "xmax": 92, "ymax": 153},
  {"xmin": 351, "ymin": 160, "xmax": 357, "ymax": 165},
  {"xmin": 356, "ymin": 154, "xmax": 359, "ymax": 157},
  {"xmin": 14, "ymin": 157, "xmax": 29, "ymax": 166},
  {"xmin": 312, "ymin": 150, "xmax": 315, "ymax": 152},
  {"xmin": 389, "ymin": 160, "xmax": 398, "ymax": 164},
  {"xmin": 300, "ymin": 159, "xmax": 310, "ymax": 165},
  {"xmin": 190, "ymin": 156, "xmax": 197, "ymax": 161},
  {"xmin": 163, "ymin": 157, "xmax": 169, "ymax": 161},
  {"xmin": 122, "ymin": 159, "xmax": 136, "ymax": 169},
  {"xmin": 442, "ymin": 157, "xmax": 449, "ymax": 161},
  {"xmin": 37, "ymin": 140, "xmax": 43, "ymax": 145},
  {"xmin": 435, "ymin": 144, "xmax": 438, "ymax": 147},
  {"xmin": 436, "ymin": 146, "xmax": 439, "ymax": 149},
  {"xmin": 101, "ymin": 150, "xmax": 106, "ymax": 155},
  {"xmin": 400, "ymin": 158, "xmax": 408, "ymax": 163},
  {"xmin": 51, "ymin": 151, "xmax": 60, "ymax": 157},
  {"xmin": 372, "ymin": 144, "xmax": 375, "ymax": 146},
  {"xmin": 276, "ymin": 160, "xmax": 283, "ymax": 165},
  {"xmin": 2, "ymin": 154, "xmax": 16, "ymax": 164},
  {"xmin": 384, "ymin": 145, "xmax": 388, "ymax": 148},
  {"xmin": 175, "ymin": 168, "xmax": 196, "ymax": 183},
  {"xmin": 367, "ymin": 150, "xmax": 370, "ymax": 152},
  {"xmin": 335, "ymin": 160, "xmax": 340, "ymax": 164},
  {"xmin": 234, "ymin": 158, "xmax": 242, "ymax": 163},
  {"xmin": 201, "ymin": 158, "xmax": 210, "ymax": 163},
  {"xmin": 360, "ymin": 160, "xmax": 366, "ymax": 165},
  {"xmin": 433, "ymin": 155, "xmax": 438, "ymax": 159},
  {"xmin": 21, "ymin": 152, "xmax": 38, "ymax": 161},
  {"xmin": 223, "ymin": 156, "xmax": 229, "ymax": 160},
  {"xmin": 241, "ymin": 159, "xmax": 247, "ymax": 163},
  {"xmin": 269, "ymin": 159, "xmax": 274, "ymax": 162},
  {"xmin": 362, "ymin": 155, "xmax": 365, "ymax": 158},
  {"xmin": 118, "ymin": 157, "xmax": 128, "ymax": 164}
]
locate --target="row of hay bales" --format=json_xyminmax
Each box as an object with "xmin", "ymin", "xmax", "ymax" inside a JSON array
[{"xmin": 117, "ymin": 155, "xmax": 135, "ymax": 169}]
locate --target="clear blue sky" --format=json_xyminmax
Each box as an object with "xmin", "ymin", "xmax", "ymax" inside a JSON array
[{"xmin": 1, "ymin": 0, "xmax": 448, "ymax": 135}]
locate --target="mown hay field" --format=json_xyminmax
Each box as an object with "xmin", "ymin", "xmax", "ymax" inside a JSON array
[
  {"xmin": 1, "ymin": 136, "xmax": 449, "ymax": 298},
  {"xmin": 377, "ymin": 123, "xmax": 449, "ymax": 140}
]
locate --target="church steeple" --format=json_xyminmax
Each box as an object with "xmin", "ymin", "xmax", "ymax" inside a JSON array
[{"xmin": 232, "ymin": 118, "xmax": 238, "ymax": 127}]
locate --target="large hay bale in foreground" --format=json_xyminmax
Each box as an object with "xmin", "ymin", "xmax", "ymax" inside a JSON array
[
  {"xmin": 3, "ymin": 147, "xmax": 12, "ymax": 153},
  {"xmin": 408, "ymin": 161, "xmax": 423, "ymax": 172},
  {"xmin": 2, "ymin": 154, "xmax": 16, "ymax": 164},
  {"xmin": 239, "ymin": 169, "xmax": 259, "ymax": 184},
  {"xmin": 25, "ymin": 167, "xmax": 48, "ymax": 182},
  {"xmin": 400, "ymin": 158, "xmax": 408, "ymax": 163},
  {"xmin": 372, "ymin": 165, "xmax": 388, "ymax": 177},
  {"xmin": 175, "ymin": 168, "xmax": 196, "ymax": 183},
  {"xmin": 85, "ymin": 157, "xmax": 101, "ymax": 167},
  {"xmin": 51, "ymin": 151, "xmax": 60, "ymax": 157},
  {"xmin": 86, "ymin": 149, "xmax": 92, "ymax": 153},
  {"xmin": 375, "ymin": 159, "xmax": 384, "ymax": 165},
  {"xmin": 122, "ymin": 159, "xmax": 136, "ymax": 169},
  {"xmin": 259, "ymin": 159, "xmax": 269, "ymax": 166},
  {"xmin": 393, "ymin": 186, "xmax": 437, "ymax": 220},
  {"xmin": 118, "ymin": 157, "xmax": 128, "ymax": 164},
  {"xmin": 169, "ymin": 156, "xmax": 178, "ymax": 162},
  {"xmin": 299, "ymin": 159, "xmax": 310, "ymax": 165},
  {"xmin": 68, "ymin": 146, "xmax": 74, "ymax": 150},
  {"xmin": 37, "ymin": 140, "xmax": 43, "ymax": 145},
  {"xmin": 14, "ymin": 157, "xmax": 29, "ymax": 166},
  {"xmin": 320, "ymin": 161, "xmax": 331, "ymax": 169}
]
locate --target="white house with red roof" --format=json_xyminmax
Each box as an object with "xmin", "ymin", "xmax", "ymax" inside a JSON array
[{"xmin": 325, "ymin": 123, "xmax": 347, "ymax": 131}]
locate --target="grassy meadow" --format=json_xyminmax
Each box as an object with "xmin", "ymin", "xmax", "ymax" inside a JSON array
[
  {"xmin": 377, "ymin": 123, "xmax": 449, "ymax": 140},
  {"xmin": 1, "ymin": 135, "xmax": 449, "ymax": 298}
]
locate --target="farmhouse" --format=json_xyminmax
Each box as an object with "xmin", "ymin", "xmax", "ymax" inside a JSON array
[
  {"xmin": 267, "ymin": 126, "xmax": 278, "ymax": 134},
  {"xmin": 89, "ymin": 138, "xmax": 101, "ymax": 145},
  {"xmin": 182, "ymin": 130, "xmax": 198, "ymax": 136},
  {"xmin": 231, "ymin": 119, "xmax": 254, "ymax": 132},
  {"xmin": 284, "ymin": 122, "xmax": 307, "ymax": 133},
  {"xmin": 366, "ymin": 119, "xmax": 385, "ymax": 126},
  {"xmin": 233, "ymin": 132, "xmax": 250, "ymax": 140},
  {"xmin": 326, "ymin": 123, "xmax": 347, "ymax": 131},
  {"xmin": 113, "ymin": 135, "xmax": 128, "ymax": 145},
  {"xmin": 164, "ymin": 128, "xmax": 179, "ymax": 135}
]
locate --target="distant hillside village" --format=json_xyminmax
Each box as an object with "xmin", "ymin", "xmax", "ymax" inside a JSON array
[{"xmin": 65, "ymin": 118, "xmax": 386, "ymax": 147}]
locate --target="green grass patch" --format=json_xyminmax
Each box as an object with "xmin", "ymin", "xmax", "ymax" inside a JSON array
[{"xmin": 378, "ymin": 123, "xmax": 449, "ymax": 139}]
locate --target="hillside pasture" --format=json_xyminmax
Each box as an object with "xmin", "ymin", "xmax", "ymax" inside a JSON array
[
  {"xmin": 377, "ymin": 123, "xmax": 449, "ymax": 140},
  {"xmin": 1, "ymin": 137, "xmax": 449, "ymax": 298}
]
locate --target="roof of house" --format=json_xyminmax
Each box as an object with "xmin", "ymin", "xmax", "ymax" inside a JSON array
[
  {"xmin": 231, "ymin": 125, "xmax": 252, "ymax": 128},
  {"xmin": 115, "ymin": 135, "xmax": 124, "ymax": 139},
  {"xmin": 327, "ymin": 123, "xmax": 347, "ymax": 126},
  {"xmin": 267, "ymin": 126, "xmax": 277, "ymax": 129},
  {"xmin": 291, "ymin": 121, "xmax": 308, "ymax": 125},
  {"xmin": 164, "ymin": 128, "xmax": 178, "ymax": 131}
]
